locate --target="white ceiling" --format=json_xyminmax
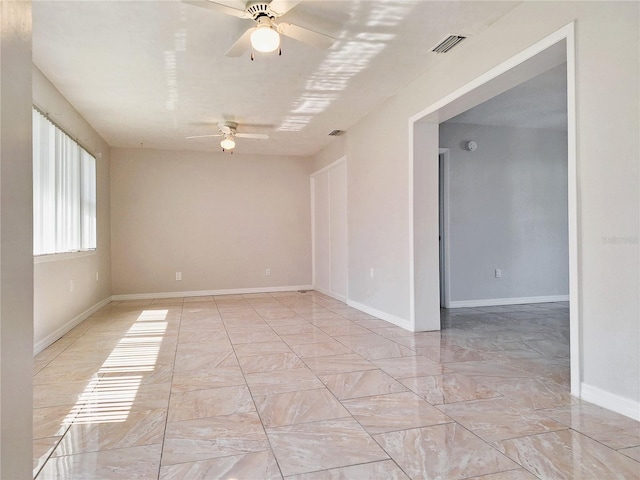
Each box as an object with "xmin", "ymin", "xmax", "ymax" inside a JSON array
[
  {"xmin": 446, "ymin": 63, "xmax": 568, "ymax": 130},
  {"xmin": 32, "ymin": 0, "xmax": 521, "ymax": 156}
]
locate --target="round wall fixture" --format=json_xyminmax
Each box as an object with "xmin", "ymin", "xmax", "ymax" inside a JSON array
[{"xmin": 465, "ymin": 140, "xmax": 478, "ymax": 151}]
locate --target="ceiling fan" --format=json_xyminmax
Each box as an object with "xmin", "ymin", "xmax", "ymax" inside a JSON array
[
  {"xmin": 183, "ymin": 0, "xmax": 335, "ymax": 57},
  {"xmin": 186, "ymin": 121, "xmax": 269, "ymax": 152}
]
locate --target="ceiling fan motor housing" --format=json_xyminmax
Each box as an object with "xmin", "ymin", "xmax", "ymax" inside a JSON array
[{"xmin": 247, "ymin": 2, "xmax": 276, "ymax": 20}]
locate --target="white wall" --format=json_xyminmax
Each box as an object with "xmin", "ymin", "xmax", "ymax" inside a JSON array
[
  {"xmin": 110, "ymin": 148, "xmax": 312, "ymax": 296},
  {"xmin": 0, "ymin": 0, "xmax": 34, "ymax": 476},
  {"xmin": 313, "ymin": 1, "xmax": 639, "ymax": 414},
  {"xmin": 440, "ymin": 123, "xmax": 569, "ymax": 305},
  {"xmin": 32, "ymin": 66, "xmax": 112, "ymax": 352}
]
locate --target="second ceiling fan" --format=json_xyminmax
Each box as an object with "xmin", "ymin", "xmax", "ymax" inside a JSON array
[{"xmin": 184, "ymin": 0, "xmax": 335, "ymax": 57}]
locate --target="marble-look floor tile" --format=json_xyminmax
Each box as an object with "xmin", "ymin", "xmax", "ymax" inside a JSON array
[
  {"xmin": 400, "ymin": 373, "xmax": 501, "ymax": 405},
  {"xmin": 168, "ymin": 385, "xmax": 254, "ymax": 422},
  {"xmin": 33, "ymin": 436, "xmax": 61, "ymax": 473},
  {"xmin": 373, "ymin": 355, "xmax": 443, "ymax": 379},
  {"xmin": 540, "ymin": 403, "xmax": 640, "ymax": 449},
  {"xmin": 349, "ymin": 341, "xmax": 417, "ymax": 361},
  {"xmin": 320, "ymin": 369, "xmax": 406, "ymax": 400},
  {"xmin": 375, "ymin": 423, "xmax": 518, "ymax": 479},
  {"xmin": 37, "ymin": 444, "xmax": 162, "ymax": 480},
  {"xmin": 482, "ymin": 377, "xmax": 576, "ymax": 410},
  {"xmin": 269, "ymin": 323, "xmax": 321, "ymax": 336},
  {"xmin": 438, "ymin": 397, "xmax": 567, "ymax": 442},
  {"xmin": 33, "ymin": 382, "xmax": 94, "ymax": 409},
  {"xmin": 318, "ymin": 324, "xmax": 373, "ymax": 337},
  {"xmin": 289, "ymin": 341, "xmax": 353, "ymax": 358},
  {"xmin": 254, "ymin": 388, "xmax": 349, "ymax": 427},
  {"xmin": 227, "ymin": 328, "xmax": 280, "ymax": 344},
  {"xmin": 496, "ymin": 429, "xmax": 640, "ymax": 479},
  {"xmin": 443, "ymin": 361, "xmax": 530, "ymax": 379},
  {"xmin": 34, "ymin": 363, "xmax": 100, "ymax": 386},
  {"xmin": 159, "ymin": 449, "xmax": 282, "ymax": 479},
  {"xmin": 245, "ymin": 367, "xmax": 325, "ymax": 396},
  {"xmin": 162, "ymin": 412, "xmax": 269, "ymax": 465},
  {"xmin": 238, "ymin": 352, "xmax": 306, "ymax": 374},
  {"xmin": 341, "ymin": 391, "xmax": 452, "ymax": 434},
  {"xmin": 173, "ymin": 345, "xmax": 237, "ymax": 373},
  {"xmin": 177, "ymin": 327, "xmax": 228, "ymax": 344},
  {"xmin": 280, "ymin": 331, "xmax": 334, "ymax": 345},
  {"xmin": 170, "ymin": 366, "xmax": 246, "ymax": 393},
  {"xmin": 619, "ymin": 446, "xmax": 640, "ymax": 462},
  {"xmin": 418, "ymin": 344, "xmax": 486, "ymax": 363},
  {"xmin": 466, "ymin": 469, "xmax": 538, "ymax": 479},
  {"xmin": 34, "ymin": 405, "xmax": 74, "ymax": 439},
  {"xmin": 53, "ymin": 409, "xmax": 167, "ymax": 456},
  {"xmin": 286, "ymin": 459, "xmax": 409, "ymax": 480},
  {"xmin": 233, "ymin": 340, "xmax": 292, "ymax": 357},
  {"xmin": 266, "ymin": 418, "xmax": 388, "ymax": 476},
  {"xmin": 304, "ymin": 353, "xmax": 376, "ymax": 376}
]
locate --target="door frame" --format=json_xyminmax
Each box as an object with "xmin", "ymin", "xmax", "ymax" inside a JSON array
[
  {"xmin": 409, "ymin": 23, "xmax": 580, "ymax": 396},
  {"xmin": 310, "ymin": 156, "xmax": 348, "ymax": 301}
]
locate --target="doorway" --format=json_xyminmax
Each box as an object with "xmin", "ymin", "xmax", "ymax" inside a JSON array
[{"xmin": 410, "ymin": 24, "xmax": 580, "ymax": 395}]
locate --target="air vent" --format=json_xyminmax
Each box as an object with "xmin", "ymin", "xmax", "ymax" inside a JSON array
[
  {"xmin": 328, "ymin": 130, "xmax": 345, "ymax": 136},
  {"xmin": 431, "ymin": 35, "xmax": 467, "ymax": 54}
]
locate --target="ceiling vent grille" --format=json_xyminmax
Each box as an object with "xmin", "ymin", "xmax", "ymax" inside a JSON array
[
  {"xmin": 431, "ymin": 35, "xmax": 467, "ymax": 54},
  {"xmin": 328, "ymin": 130, "xmax": 345, "ymax": 136}
]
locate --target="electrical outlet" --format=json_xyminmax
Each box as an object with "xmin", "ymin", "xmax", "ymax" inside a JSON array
[
  {"xmin": 176, "ymin": 272, "xmax": 182, "ymax": 281},
  {"xmin": 96, "ymin": 272, "xmax": 99, "ymax": 282},
  {"xmin": 495, "ymin": 269, "xmax": 502, "ymax": 278},
  {"xmin": 370, "ymin": 267, "xmax": 375, "ymax": 279},
  {"xmin": 69, "ymin": 279, "xmax": 75, "ymax": 292},
  {"xmin": 265, "ymin": 268, "xmax": 271, "ymax": 276}
]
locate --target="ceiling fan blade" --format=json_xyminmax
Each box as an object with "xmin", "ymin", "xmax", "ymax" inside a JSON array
[
  {"xmin": 235, "ymin": 133, "xmax": 269, "ymax": 139},
  {"xmin": 276, "ymin": 22, "xmax": 334, "ymax": 49},
  {"xmin": 268, "ymin": 0, "xmax": 301, "ymax": 17},
  {"xmin": 182, "ymin": 0, "xmax": 251, "ymax": 19},
  {"xmin": 185, "ymin": 134, "xmax": 222, "ymax": 139},
  {"xmin": 225, "ymin": 28, "xmax": 254, "ymax": 57}
]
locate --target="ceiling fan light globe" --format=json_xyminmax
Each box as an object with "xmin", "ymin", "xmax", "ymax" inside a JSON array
[
  {"xmin": 251, "ymin": 25, "xmax": 280, "ymax": 53},
  {"xmin": 220, "ymin": 137, "xmax": 236, "ymax": 150}
]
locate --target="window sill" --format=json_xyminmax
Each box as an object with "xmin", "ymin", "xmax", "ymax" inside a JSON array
[{"xmin": 34, "ymin": 250, "xmax": 96, "ymax": 264}]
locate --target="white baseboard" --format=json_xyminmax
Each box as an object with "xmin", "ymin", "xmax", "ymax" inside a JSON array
[
  {"xmin": 347, "ymin": 299, "xmax": 412, "ymax": 331},
  {"xmin": 312, "ymin": 286, "xmax": 347, "ymax": 303},
  {"xmin": 112, "ymin": 285, "xmax": 314, "ymax": 301},
  {"xmin": 448, "ymin": 295, "xmax": 570, "ymax": 309},
  {"xmin": 34, "ymin": 296, "xmax": 112, "ymax": 355},
  {"xmin": 580, "ymin": 382, "xmax": 640, "ymax": 422}
]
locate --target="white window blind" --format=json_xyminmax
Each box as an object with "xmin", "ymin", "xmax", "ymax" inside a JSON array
[{"xmin": 33, "ymin": 108, "xmax": 97, "ymax": 256}]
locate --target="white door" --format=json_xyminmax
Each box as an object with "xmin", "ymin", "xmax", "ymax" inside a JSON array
[{"xmin": 311, "ymin": 158, "xmax": 347, "ymax": 300}]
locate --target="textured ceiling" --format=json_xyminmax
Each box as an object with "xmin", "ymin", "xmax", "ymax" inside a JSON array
[
  {"xmin": 447, "ymin": 63, "xmax": 568, "ymax": 130},
  {"xmin": 33, "ymin": 0, "xmax": 520, "ymax": 156}
]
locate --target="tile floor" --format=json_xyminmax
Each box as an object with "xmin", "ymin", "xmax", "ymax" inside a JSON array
[{"xmin": 32, "ymin": 291, "xmax": 640, "ymax": 479}]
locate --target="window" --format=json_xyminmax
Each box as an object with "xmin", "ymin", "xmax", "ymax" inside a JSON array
[{"xmin": 33, "ymin": 108, "xmax": 96, "ymax": 256}]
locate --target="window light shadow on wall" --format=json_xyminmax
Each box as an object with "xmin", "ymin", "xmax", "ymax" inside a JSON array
[
  {"xmin": 62, "ymin": 309, "xmax": 168, "ymax": 426},
  {"xmin": 278, "ymin": 1, "xmax": 413, "ymax": 132}
]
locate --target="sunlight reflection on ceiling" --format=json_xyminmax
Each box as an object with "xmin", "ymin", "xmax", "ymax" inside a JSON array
[{"xmin": 278, "ymin": 1, "xmax": 413, "ymax": 132}]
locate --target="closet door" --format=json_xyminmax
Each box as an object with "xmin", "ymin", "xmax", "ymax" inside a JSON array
[
  {"xmin": 311, "ymin": 158, "xmax": 347, "ymax": 300},
  {"xmin": 312, "ymin": 171, "xmax": 331, "ymax": 295}
]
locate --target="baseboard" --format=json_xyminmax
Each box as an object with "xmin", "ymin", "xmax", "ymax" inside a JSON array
[
  {"xmin": 347, "ymin": 299, "xmax": 412, "ymax": 331},
  {"xmin": 312, "ymin": 286, "xmax": 347, "ymax": 303},
  {"xmin": 33, "ymin": 296, "xmax": 112, "ymax": 355},
  {"xmin": 448, "ymin": 295, "xmax": 570, "ymax": 309},
  {"xmin": 580, "ymin": 382, "xmax": 640, "ymax": 422},
  {"xmin": 112, "ymin": 285, "xmax": 315, "ymax": 301}
]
